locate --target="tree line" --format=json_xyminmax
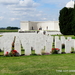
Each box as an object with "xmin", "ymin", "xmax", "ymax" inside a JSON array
[
  {"xmin": 0, "ymin": 26, "xmax": 20, "ymax": 30},
  {"xmin": 59, "ymin": 5, "xmax": 75, "ymax": 35}
]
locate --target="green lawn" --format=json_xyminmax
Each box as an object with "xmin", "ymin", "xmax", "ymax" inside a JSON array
[
  {"xmin": 52, "ymin": 35, "xmax": 75, "ymax": 39},
  {"xmin": 0, "ymin": 29, "xmax": 18, "ymax": 32},
  {"xmin": 0, "ymin": 53, "xmax": 75, "ymax": 75}
]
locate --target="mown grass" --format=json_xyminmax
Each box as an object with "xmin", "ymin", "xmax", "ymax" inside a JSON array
[
  {"xmin": 52, "ymin": 35, "xmax": 75, "ymax": 39},
  {"xmin": 0, "ymin": 53, "xmax": 75, "ymax": 75},
  {"xmin": 0, "ymin": 29, "xmax": 18, "ymax": 32}
]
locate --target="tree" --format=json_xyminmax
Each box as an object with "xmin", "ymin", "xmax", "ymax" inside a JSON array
[
  {"xmin": 6, "ymin": 26, "xmax": 19, "ymax": 30},
  {"xmin": 59, "ymin": 7, "xmax": 73, "ymax": 35},
  {"xmin": 7, "ymin": 26, "xmax": 11, "ymax": 30},
  {"xmin": 72, "ymin": 4, "xmax": 75, "ymax": 35}
]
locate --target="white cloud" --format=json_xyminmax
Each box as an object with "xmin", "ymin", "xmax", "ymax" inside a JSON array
[
  {"xmin": 3, "ymin": 0, "xmax": 41, "ymax": 22},
  {"xmin": 0, "ymin": 0, "xmax": 41, "ymax": 22},
  {"xmin": 36, "ymin": 14, "xmax": 42, "ymax": 17},
  {"xmin": 3, "ymin": 0, "xmax": 39, "ymax": 15},
  {"xmin": 0, "ymin": 16, "xmax": 4, "ymax": 20},
  {"xmin": 41, "ymin": 18, "xmax": 47, "ymax": 20},
  {"xmin": 0, "ymin": 0, "xmax": 39, "ymax": 8},
  {"xmin": 41, "ymin": 0, "xmax": 70, "ymax": 7},
  {"xmin": 41, "ymin": 0, "xmax": 69, "ymax": 4},
  {"xmin": 10, "ymin": 18, "xmax": 19, "ymax": 21},
  {"xmin": 12, "ymin": 8, "xmax": 36, "ymax": 11},
  {"xmin": 19, "ymin": 0, "xmax": 38, "ymax": 7},
  {"xmin": 0, "ymin": 0, "xmax": 19, "ymax": 5}
]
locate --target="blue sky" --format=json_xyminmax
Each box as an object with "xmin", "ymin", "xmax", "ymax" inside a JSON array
[{"xmin": 0, "ymin": 0, "xmax": 71, "ymax": 27}]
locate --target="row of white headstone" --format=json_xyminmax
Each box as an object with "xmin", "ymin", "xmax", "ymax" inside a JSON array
[
  {"xmin": 0, "ymin": 33, "xmax": 75, "ymax": 55},
  {"xmin": 14, "ymin": 35, "xmax": 75, "ymax": 55},
  {"xmin": 55, "ymin": 36, "xmax": 75, "ymax": 53}
]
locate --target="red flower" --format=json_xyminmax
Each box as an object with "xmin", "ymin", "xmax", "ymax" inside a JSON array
[
  {"xmin": 12, "ymin": 50, "xmax": 18, "ymax": 54},
  {"xmin": 6, "ymin": 52, "xmax": 9, "ymax": 54},
  {"xmin": 5, "ymin": 52, "xmax": 9, "ymax": 56},
  {"xmin": 56, "ymin": 48, "xmax": 60, "ymax": 50},
  {"xmin": 52, "ymin": 48, "xmax": 55, "ymax": 50},
  {"xmin": 51, "ymin": 48, "xmax": 60, "ymax": 54},
  {"xmin": 52, "ymin": 48, "xmax": 60, "ymax": 51}
]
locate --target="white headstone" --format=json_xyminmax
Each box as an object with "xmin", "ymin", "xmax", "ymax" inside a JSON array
[
  {"xmin": 55, "ymin": 36, "xmax": 59, "ymax": 41},
  {"xmin": 67, "ymin": 37, "xmax": 72, "ymax": 41},
  {"xmin": 73, "ymin": 40, "xmax": 75, "ymax": 50},
  {"xmin": 71, "ymin": 39, "xmax": 74, "ymax": 48},
  {"xmin": 45, "ymin": 41, "xmax": 52, "ymax": 54},
  {"xmin": 25, "ymin": 42, "xmax": 31, "ymax": 55},
  {"xmin": 14, "ymin": 41, "xmax": 21, "ymax": 55},
  {"xmin": 55, "ymin": 40, "xmax": 62, "ymax": 53},
  {"xmin": 65, "ymin": 40, "xmax": 71, "ymax": 53},
  {"xmin": 35, "ymin": 42, "xmax": 42, "ymax": 55},
  {"xmin": 61, "ymin": 36, "xmax": 66, "ymax": 44}
]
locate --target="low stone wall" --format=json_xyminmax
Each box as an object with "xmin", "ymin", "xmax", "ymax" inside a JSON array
[
  {"xmin": 19, "ymin": 30, "xmax": 61, "ymax": 35},
  {"xmin": 19, "ymin": 31, "xmax": 37, "ymax": 33}
]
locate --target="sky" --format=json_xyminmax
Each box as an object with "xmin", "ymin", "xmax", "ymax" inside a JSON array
[{"xmin": 0, "ymin": 0, "xmax": 72, "ymax": 27}]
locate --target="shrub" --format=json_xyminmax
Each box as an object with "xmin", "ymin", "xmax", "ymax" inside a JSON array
[{"xmin": 51, "ymin": 48, "xmax": 60, "ymax": 54}]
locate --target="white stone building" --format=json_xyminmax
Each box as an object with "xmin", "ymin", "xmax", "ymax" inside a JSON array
[{"xmin": 19, "ymin": 21, "xmax": 60, "ymax": 31}]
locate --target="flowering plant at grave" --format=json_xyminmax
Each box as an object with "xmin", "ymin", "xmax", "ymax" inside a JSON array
[
  {"xmin": 45, "ymin": 52, "xmax": 50, "ymax": 55},
  {"xmin": 11, "ymin": 50, "xmax": 19, "ymax": 56},
  {"xmin": 4, "ymin": 52, "xmax": 9, "ymax": 56},
  {"xmin": 12, "ymin": 50, "xmax": 17, "ymax": 54},
  {"xmin": 37, "ymin": 54, "xmax": 42, "ymax": 55},
  {"xmin": 42, "ymin": 50, "xmax": 50, "ymax": 55},
  {"xmin": 4, "ymin": 50, "xmax": 19, "ymax": 56},
  {"xmin": 51, "ymin": 48, "xmax": 60, "ymax": 54}
]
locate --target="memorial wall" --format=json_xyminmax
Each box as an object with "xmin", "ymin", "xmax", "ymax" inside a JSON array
[{"xmin": 19, "ymin": 21, "xmax": 60, "ymax": 31}]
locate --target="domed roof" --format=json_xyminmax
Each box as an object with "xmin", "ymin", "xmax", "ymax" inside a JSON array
[{"xmin": 66, "ymin": 0, "xmax": 74, "ymax": 8}]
